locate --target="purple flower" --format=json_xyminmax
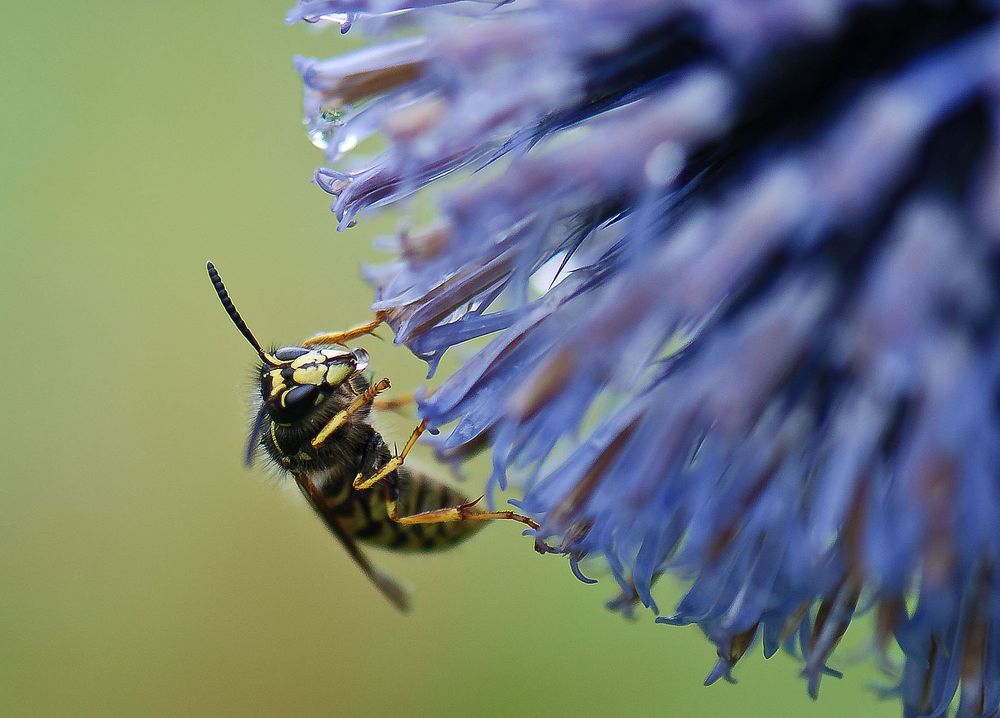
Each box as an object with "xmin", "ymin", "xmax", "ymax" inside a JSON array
[{"xmin": 288, "ymin": 1, "xmax": 1000, "ymax": 715}]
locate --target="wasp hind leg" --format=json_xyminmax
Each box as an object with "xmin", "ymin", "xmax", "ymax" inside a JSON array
[
  {"xmin": 385, "ymin": 494, "xmax": 539, "ymax": 531},
  {"xmin": 355, "ymin": 421, "xmax": 539, "ymax": 530},
  {"xmin": 302, "ymin": 312, "xmax": 385, "ymax": 347}
]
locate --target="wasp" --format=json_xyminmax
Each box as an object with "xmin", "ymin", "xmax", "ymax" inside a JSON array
[{"xmin": 207, "ymin": 262, "xmax": 538, "ymax": 612}]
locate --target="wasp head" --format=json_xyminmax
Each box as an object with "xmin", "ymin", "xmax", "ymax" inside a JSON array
[
  {"xmin": 259, "ymin": 346, "xmax": 369, "ymax": 425},
  {"xmin": 207, "ymin": 261, "xmax": 375, "ymax": 464}
]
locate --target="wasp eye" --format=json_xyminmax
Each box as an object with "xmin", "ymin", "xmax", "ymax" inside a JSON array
[
  {"xmin": 269, "ymin": 384, "xmax": 320, "ymax": 424},
  {"xmin": 274, "ymin": 346, "xmax": 310, "ymax": 361}
]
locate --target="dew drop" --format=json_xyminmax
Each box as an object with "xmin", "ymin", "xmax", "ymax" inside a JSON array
[
  {"xmin": 337, "ymin": 134, "xmax": 359, "ymax": 154},
  {"xmin": 308, "ymin": 128, "xmax": 330, "ymax": 150},
  {"xmin": 316, "ymin": 13, "xmax": 352, "ymax": 32},
  {"xmin": 306, "ymin": 102, "xmax": 351, "ymax": 150},
  {"xmin": 320, "ymin": 103, "xmax": 348, "ymax": 126}
]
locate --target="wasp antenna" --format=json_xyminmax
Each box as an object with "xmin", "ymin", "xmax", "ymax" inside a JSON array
[{"xmin": 206, "ymin": 261, "xmax": 267, "ymax": 360}]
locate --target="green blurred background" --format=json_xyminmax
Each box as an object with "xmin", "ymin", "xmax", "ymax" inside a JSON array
[{"xmin": 1, "ymin": 3, "xmax": 897, "ymax": 717}]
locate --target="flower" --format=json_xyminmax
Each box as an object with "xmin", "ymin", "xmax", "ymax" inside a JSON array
[{"xmin": 288, "ymin": 1, "xmax": 1000, "ymax": 715}]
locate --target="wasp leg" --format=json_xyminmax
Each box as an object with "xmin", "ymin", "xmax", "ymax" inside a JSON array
[
  {"xmin": 385, "ymin": 493, "xmax": 540, "ymax": 531},
  {"xmin": 311, "ymin": 378, "xmax": 391, "ymax": 449},
  {"xmin": 373, "ymin": 384, "xmax": 438, "ymax": 413},
  {"xmin": 352, "ymin": 422, "xmax": 539, "ymax": 530},
  {"xmin": 353, "ymin": 419, "xmax": 427, "ymax": 490},
  {"xmin": 293, "ymin": 471, "xmax": 411, "ymax": 612},
  {"xmin": 372, "ymin": 391, "xmax": 416, "ymax": 413},
  {"xmin": 302, "ymin": 312, "xmax": 385, "ymax": 347}
]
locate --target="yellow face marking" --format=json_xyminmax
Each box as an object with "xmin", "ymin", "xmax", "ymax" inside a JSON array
[
  {"xmin": 291, "ymin": 351, "xmax": 324, "ymax": 369},
  {"xmin": 325, "ymin": 363, "xmax": 352, "ymax": 386},
  {"xmin": 268, "ymin": 368, "xmax": 287, "ymax": 398},
  {"xmin": 293, "ymin": 365, "xmax": 327, "ymax": 386}
]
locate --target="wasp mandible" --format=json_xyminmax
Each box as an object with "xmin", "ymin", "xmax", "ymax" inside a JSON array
[{"xmin": 207, "ymin": 261, "xmax": 537, "ymax": 612}]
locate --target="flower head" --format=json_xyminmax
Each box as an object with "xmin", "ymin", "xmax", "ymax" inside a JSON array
[{"xmin": 289, "ymin": 2, "xmax": 1000, "ymax": 715}]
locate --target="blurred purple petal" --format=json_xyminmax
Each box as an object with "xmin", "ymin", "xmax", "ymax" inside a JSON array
[{"xmin": 291, "ymin": 1, "xmax": 1000, "ymax": 714}]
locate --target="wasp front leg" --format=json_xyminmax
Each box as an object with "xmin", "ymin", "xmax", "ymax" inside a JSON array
[
  {"xmin": 302, "ymin": 312, "xmax": 386, "ymax": 347},
  {"xmin": 312, "ymin": 378, "xmax": 391, "ymax": 450}
]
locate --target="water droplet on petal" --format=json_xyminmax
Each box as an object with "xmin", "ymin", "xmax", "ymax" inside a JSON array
[
  {"xmin": 337, "ymin": 133, "xmax": 359, "ymax": 154},
  {"xmin": 320, "ymin": 103, "xmax": 348, "ymax": 126},
  {"xmin": 316, "ymin": 13, "xmax": 352, "ymax": 32},
  {"xmin": 306, "ymin": 102, "xmax": 350, "ymax": 150},
  {"xmin": 308, "ymin": 128, "xmax": 330, "ymax": 150}
]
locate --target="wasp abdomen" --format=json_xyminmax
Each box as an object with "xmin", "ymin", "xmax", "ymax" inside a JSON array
[{"xmin": 325, "ymin": 467, "xmax": 484, "ymax": 553}]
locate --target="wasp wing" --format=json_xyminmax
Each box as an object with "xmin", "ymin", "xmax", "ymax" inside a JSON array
[
  {"xmin": 293, "ymin": 472, "xmax": 412, "ymax": 613},
  {"xmin": 244, "ymin": 404, "xmax": 268, "ymax": 467}
]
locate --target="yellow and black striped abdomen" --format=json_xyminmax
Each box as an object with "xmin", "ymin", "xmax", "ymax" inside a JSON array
[{"xmin": 325, "ymin": 467, "xmax": 485, "ymax": 552}]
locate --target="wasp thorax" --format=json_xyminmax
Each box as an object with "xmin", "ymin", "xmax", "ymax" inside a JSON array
[{"xmin": 261, "ymin": 347, "xmax": 369, "ymax": 424}]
